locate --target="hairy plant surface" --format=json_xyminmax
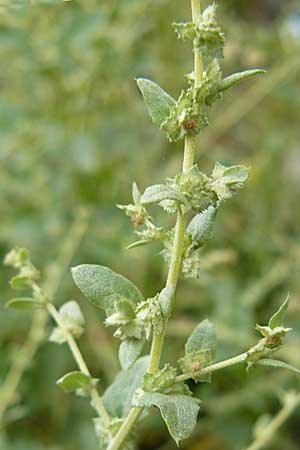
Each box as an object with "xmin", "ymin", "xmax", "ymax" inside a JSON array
[{"xmin": 0, "ymin": 1, "xmax": 300, "ymax": 450}]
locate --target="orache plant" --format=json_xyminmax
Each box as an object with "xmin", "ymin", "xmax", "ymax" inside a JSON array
[{"xmin": 3, "ymin": 2, "xmax": 300, "ymax": 450}]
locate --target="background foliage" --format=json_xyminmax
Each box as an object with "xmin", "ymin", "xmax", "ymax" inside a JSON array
[{"xmin": 0, "ymin": 0, "xmax": 300, "ymax": 449}]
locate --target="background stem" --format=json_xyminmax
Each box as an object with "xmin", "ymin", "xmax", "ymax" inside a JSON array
[
  {"xmin": 244, "ymin": 392, "xmax": 300, "ymax": 450},
  {"xmin": 0, "ymin": 209, "xmax": 90, "ymax": 422}
]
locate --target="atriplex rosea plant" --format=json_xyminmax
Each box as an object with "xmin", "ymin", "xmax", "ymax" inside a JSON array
[{"xmin": 3, "ymin": 2, "xmax": 300, "ymax": 449}]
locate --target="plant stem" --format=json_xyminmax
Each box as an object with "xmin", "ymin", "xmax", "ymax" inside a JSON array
[
  {"xmin": 0, "ymin": 310, "xmax": 46, "ymax": 422},
  {"xmin": 0, "ymin": 209, "xmax": 90, "ymax": 423},
  {"xmin": 244, "ymin": 392, "xmax": 300, "ymax": 450},
  {"xmin": 148, "ymin": 0, "xmax": 203, "ymax": 379},
  {"xmin": 191, "ymin": 0, "xmax": 203, "ymax": 89},
  {"xmin": 46, "ymin": 302, "xmax": 111, "ymax": 428},
  {"xmin": 175, "ymin": 351, "xmax": 248, "ymax": 383},
  {"xmin": 148, "ymin": 206, "xmax": 186, "ymax": 374},
  {"xmin": 107, "ymin": 407, "xmax": 143, "ymax": 450},
  {"xmin": 107, "ymin": 2, "xmax": 203, "ymax": 449}
]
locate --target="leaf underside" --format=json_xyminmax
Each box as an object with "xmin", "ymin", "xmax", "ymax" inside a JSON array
[
  {"xmin": 119, "ymin": 338, "xmax": 145, "ymax": 371},
  {"xmin": 102, "ymin": 356, "xmax": 149, "ymax": 418}
]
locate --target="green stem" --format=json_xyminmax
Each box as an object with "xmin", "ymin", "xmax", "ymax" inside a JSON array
[
  {"xmin": 148, "ymin": 141, "xmax": 195, "ymax": 375},
  {"xmin": 107, "ymin": 2, "xmax": 203, "ymax": 449},
  {"xmin": 0, "ymin": 209, "xmax": 90, "ymax": 423},
  {"xmin": 148, "ymin": 0, "xmax": 203, "ymax": 377},
  {"xmin": 0, "ymin": 310, "xmax": 46, "ymax": 422},
  {"xmin": 107, "ymin": 407, "xmax": 143, "ymax": 450},
  {"xmin": 47, "ymin": 303, "xmax": 111, "ymax": 428},
  {"xmin": 175, "ymin": 351, "xmax": 248, "ymax": 383},
  {"xmin": 244, "ymin": 392, "xmax": 300, "ymax": 450},
  {"xmin": 191, "ymin": 0, "xmax": 203, "ymax": 88},
  {"xmin": 182, "ymin": 134, "xmax": 196, "ymax": 173}
]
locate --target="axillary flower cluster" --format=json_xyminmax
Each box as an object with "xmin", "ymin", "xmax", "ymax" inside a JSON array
[{"xmin": 3, "ymin": 3, "xmax": 298, "ymax": 450}]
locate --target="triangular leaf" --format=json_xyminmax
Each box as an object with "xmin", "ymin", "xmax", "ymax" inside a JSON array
[
  {"xmin": 159, "ymin": 287, "xmax": 174, "ymax": 319},
  {"xmin": 254, "ymin": 358, "xmax": 300, "ymax": 376},
  {"xmin": 132, "ymin": 182, "xmax": 141, "ymax": 205},
  {"xmin": 9, "ymin": 275, "xmax": 31, "ymax": 291},
  {"xmin": 72, "ymin": 265, "xmax": 144, "ymax": 316},
  {"xmin": 268, "ymin": 294, "xmax": 290, "ymax": 329},
  {"xmin": 140, "ymin": 184, "xmax": 188, "ymax": 207},
  {"xmin": 136, "ymin": 78, "xmax": 175, "ymax": 127},
  {"xmin": 5, "ymin": 297, "xmax": 42, "ymax": 311},
  {"xmin": 56, "ymin": 371, "xmax": 93, "ymax": 393},
  {"xmin": 186, "ymin": 206, "xmax": 217, "ymax": 247},
  {"xmin": 217, "ymin": 69, "xmax": 265, "ymax": 93},
  {"xmin": 127, "ymin": 240, "xmax": 151, "ymax": 250},
  {"xmin": 59, "ymin": 300, "xmax": 85, "ymax": 327},
  {"xmin": 49, "ymin": 327, "xmax": 66, "ymax": 345},
  {"xmin": 210, "ymin": 163, "xmax": 249, "ymax": 201},
  {"xmin": 185, "ymin": 319, "xmax": 216, "ymax": 359},
  {"xmin": 102, "ymin": 356, "xmax": 149, "ymax": 418},
  {"xmin": 136, "ymin": 392, "xmax": 200, "ymax": 444},
  {"xmin": 212, "ymin": 162, "xmax": 249, "ymax": 185},
  {"xmin": 119, "ymin": 338, "xmax": 145, "ymax": 371}
]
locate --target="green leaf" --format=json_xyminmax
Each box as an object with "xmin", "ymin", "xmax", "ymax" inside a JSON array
[
  {"xmin": 72, "ymin": 265, "xmax": 144, "ymax": 315},
  {"xmin": 127, "ymin": 240, "xmax": 151, "ymax": 250},
  {"xmin": 161, "ymin": 87, "xmax": 209, "ymax": 142},
  {"xmin": 9, "ymin": 275, "xmax": 31, "ymax": 291},
  {"xmin": 185, "ymin": 318, "xmax": 216, "ymax": 359},
  {"xmin": 268, "ymin": 294, "xmax": 290, "ymax": 329},
  {"xmin": 141, "ymin": 364, "xmax": 190, "ymax": 396},
  {"xmin": 115, "ymin": 298, "xmax": 136, "ymax": 320},
  {"xmin": 180, "ymin": 319, "xmax": 216, "ymax": 383},
  {"xmin": 49, "ymin": 300, "xmax": 85, "ymax": 344},
  {"xmin": 119, "ymin": 338, "xmax": 145, "ymax": 371},
  {"xmin": 173, "ymin": 21, "xmax": 195, "ymax": 41},
  {"xmin": 216, "ymin": 163, "xmax": 249, "ymax": 185},
  {"xmin": 5, "ymin": 297, "xmax": 42, "ymax": 311},
  {"xmin": 56, "ymin": 371, "xmax": 92, "ymax": 393},
  {"xmin": 136, "ymin": 78, "xmax": 175, "ymax": 127},
  {"xmin": 135, "ymin": 392, "xmax": 200, "ymax": 444},
  {"xmin": 179, "ymin": 350, "xmax": 213, "ymax": 383},
  {"xmin": 254, "ymin": 358, "xmax": 300, "ymax": 376},
  {"xmin": 217, "ymin": 69, "xmax": 265, "ymax": 93},
  {"xmin": 105, "ymin": 297, "xmax": 144, "ymax": 341},
  {"xmin": 186, "ymin": 206, "xmax": 217, "ymax": 247},
  {"xmin": 159, "ymin": 287, "xmax": 174, "ymax": 318},
  {"xmin": 102, "ymin": 356, "xmax": 149, "ymax": 417},
  {"xmin": 210, "ymin": 163, "xmax": 249, "ymax": 201},
  {"xmin": 140, "ymin": 184, "xmax": 188, "ymax": 207},
  {"xmin": 49, "ymin": 327, "xmax": 66, "ymax": 345},
  {"xmin": 132, "ymin": 182, "xmax": 141, "ymax": 205},
  {"xmin": 59, "ymin": 300, "xmax": 85, "ymax": 327},
  {"xmin": 4, "ymin": 247, "xmax": 29, "ymax": 269}
]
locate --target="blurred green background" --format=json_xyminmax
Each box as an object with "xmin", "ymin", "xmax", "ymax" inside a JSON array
[{"xmin": 0, "ymin": 0, "xmax": 300, "ymax": 449}]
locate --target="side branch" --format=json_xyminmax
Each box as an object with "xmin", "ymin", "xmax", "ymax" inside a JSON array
[
  {"xmin": 47, "ymin": 302, "xmax": 111, "ymax": 428},
  {"xmin": 0, "ymin": 209, "xmax": 90, "ymax": 423},
  {"xmin": 175, "ymin": 352, "xmax": 248, "ymax": 383}
]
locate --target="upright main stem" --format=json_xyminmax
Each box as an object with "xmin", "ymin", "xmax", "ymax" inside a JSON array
[
  {"xmin": 107, "ymin": 2, "xmax": 203, "ymax": 449},
  {"xmin": 148, "ymin": 0, "xmax": 202, "ymax": 375}
]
